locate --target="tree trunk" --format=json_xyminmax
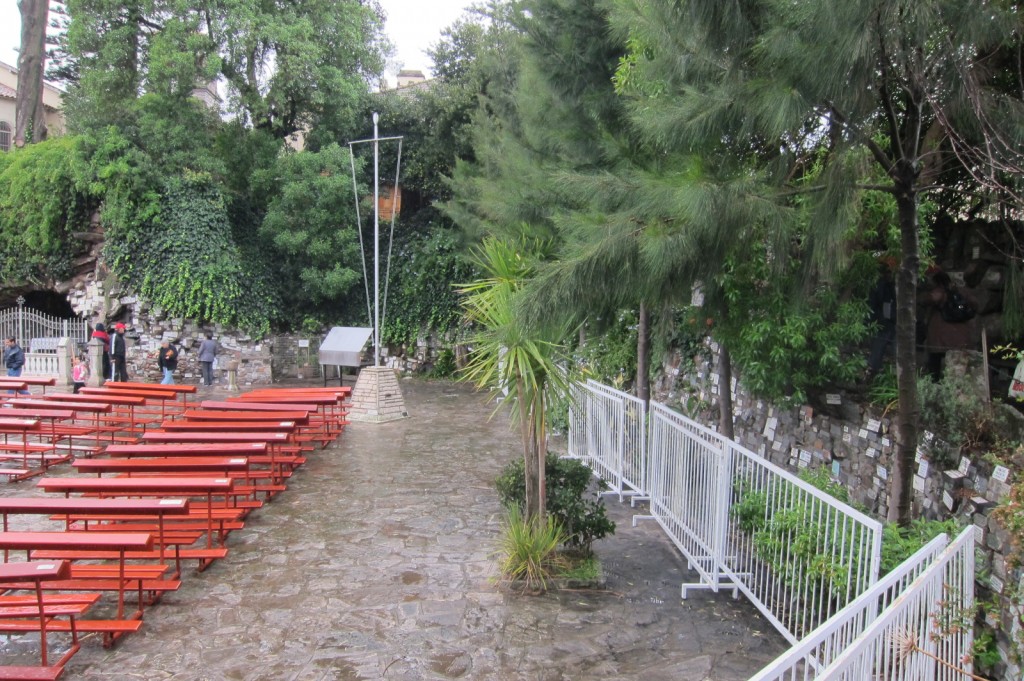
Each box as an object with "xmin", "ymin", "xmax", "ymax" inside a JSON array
[
  {"xmin": 718, "ymin": 343, "xmax": 735, "ymax": 439},
  {"xmin": 536, "ymin": 394, "xmax": 546, "ymax": 520},
  {"xmin": 15, "ymin": 0, "xmax": 49, "ymax": 146},
  {"xmin": 518, "ymin": 374, "xmax": 541, "ymax": 521},
  {"xmin": 889, "ymin": 185, "xmax": 922, "ymax": 525},
  {"xmin": 637, "ymin": 302, "xmax": 650, "ymax": 405}
]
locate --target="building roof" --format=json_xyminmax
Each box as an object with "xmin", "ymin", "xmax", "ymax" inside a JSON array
[{"xmin": 0, "ymin": 83, "xmax": 15, "ymax": 99}]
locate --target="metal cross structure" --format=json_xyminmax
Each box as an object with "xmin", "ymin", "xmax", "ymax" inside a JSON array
[{"xmin": 348, "ymin": 113, "xmax": 404, "ymax": 367}]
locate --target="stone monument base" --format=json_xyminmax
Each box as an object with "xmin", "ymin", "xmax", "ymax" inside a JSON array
[{"xmin": 349, "ymin": 366, "xmax": 408, "ymax": 423}]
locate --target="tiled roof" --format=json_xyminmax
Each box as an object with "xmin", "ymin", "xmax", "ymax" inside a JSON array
[{"xmin": 0, "ymin": 83, "xmax": 15, "ymax": 99}]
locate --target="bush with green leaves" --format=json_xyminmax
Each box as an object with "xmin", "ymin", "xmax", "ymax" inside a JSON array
[
  {"xmin": 123, "ymin": 171, "xmax": 281, "ymax": 335},
  {"xmin": 496, "ymin": 453, "xmax": 615, "ymax": 554},
  {"xmin": 880, "ymin": 517, "xmax": 962, "ymax": 575},
  {"xmin": 0, "ymin": 136, "xmax": 97, "ymax": 283},
  {"xmin": 495, "ymin": 504, "xmax": 568, "ymax": 593}
]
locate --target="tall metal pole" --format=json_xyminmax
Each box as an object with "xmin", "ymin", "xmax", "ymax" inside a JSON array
[{"xmin": 372, "ymin": 112, "xmax": 380, "ymax": 367}]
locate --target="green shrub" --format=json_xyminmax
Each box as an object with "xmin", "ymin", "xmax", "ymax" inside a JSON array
[
  {"xmin": 880, "ymin": 518, "xmax": 962, "ymax": 575},
  {"xmin": 495, "ymin": 504, "xmax": 567, "ymax": 593},
  {"xmin": 495, "ymin": 453, "xmax": 616, "ymax": 554}
]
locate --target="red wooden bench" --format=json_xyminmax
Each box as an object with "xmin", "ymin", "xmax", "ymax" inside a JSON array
[
  {"xmin": 0, "ymin": 560, "xmax": 84, "ymax": 678},
  {"xmin": 0, "ymin": 531, "xmax": 153, "ymax": 635}
]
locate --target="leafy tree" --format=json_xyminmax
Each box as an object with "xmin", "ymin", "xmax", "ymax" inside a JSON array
[
  {"xmin": 127, "ymin": 171, "xmax": 281, "ymax": 334},
  {"xmin": 0, "ymin": 136, "xmax": 96, "ymax": 282},
  {"xmin": 458, "ymin": 237, "xmax": 570, "ymax": 522},
  {"xmin": 253, "ymin": 144, "xmax": 366, "ymax": 320},
  {"xmin": 610, "ymin": 0, "xmax": 1024, "ymax": 523}
]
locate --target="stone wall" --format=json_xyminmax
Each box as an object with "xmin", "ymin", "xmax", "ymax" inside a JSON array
[{"xmin": 656, "ymin": 341, "xmax": 1024, "ymax": 678}]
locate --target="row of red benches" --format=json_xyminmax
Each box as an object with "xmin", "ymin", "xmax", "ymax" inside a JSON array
[{"xmin": 0, "ymin": 384, "xmax": 350, "ymax": 680}]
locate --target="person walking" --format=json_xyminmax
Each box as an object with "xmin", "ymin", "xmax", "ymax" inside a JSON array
[
  {"xmin": 2, "ymin": 337, "xmax": 30, "ymax": 395},
  {"xmin": 71, "ymin": 355, "xmax": 89, "ymax": 394},
  {"xmin": 157, "ymin": 339, "xmax": 178, "ymax": 385},
  {"xmin": 197, "ymin": 331, "xmax": 218, "ymax": 387},
  {"xmin": 111, "ymin": 323, "xmax": 129, "ymax": 382},
  {"xmin": 91, "ymin": 322, "xmax": 111, "ymax": 380}
]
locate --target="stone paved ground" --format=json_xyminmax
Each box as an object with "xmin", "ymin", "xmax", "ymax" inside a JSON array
[{"xmin": 1, "ymin": 378, "xmax": 785, "ymax": 680}]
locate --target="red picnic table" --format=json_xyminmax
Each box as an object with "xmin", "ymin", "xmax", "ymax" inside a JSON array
[
  {"xmin": 79, "ymin": 385, "xmax": 178, "ymax": 421},
  {"xmin": 0, "ymin": 376, "xmax": 56, "ymax": 394},
  {"xmin": 0, "ymin": 417, "xmax": 47, "ymax": 481},
  {"xmin": 0, "ymin": 531, "xmax": 153, "ymax": 623},
  {"xmin": 0, "ymin": 559, "xmax": 80, "ymax": 674},
  {"xmin": 95, "ymin": 381, "xmax": 196, "ymax": 412},
  {"xmin": 6, "ymin": 398, "xmax": 113, "ymax": 453},
  {"xmin": 181, "ymin": 408, "xmax": 310, "ymax": 425},
  {"xmin": 37, "ymin": 476, "xmax": 235, "ymax": 557}
]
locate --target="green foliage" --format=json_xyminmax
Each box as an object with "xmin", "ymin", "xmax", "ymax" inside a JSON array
[
  {"xmin": 496, "ymin": 453, "xmax": 616, "ymax": 554},
  {"xmin": 715, "ymin": 236, "xmax": 872, "ymax": 405},
  {"xmin": 0, "ymin": 136, "xmax": 97, "ymax": 283},
  {"xmin": 427, "ymin": 348, "xmax": 458, "ymax": 379},
  {"xmin": 495, "ymin": 504, "xmax": 568, "ymax": 593},
  {"xmin": 731, "ymin": 467, "xmax": 860, "ymax": 599},
  {"xmin": 879, "ymin": 518, "xmax": 962, "ymax": 575},
  {"xmin": 919, "ymin": 373, "xmax": 1005, "ymax": 458},
  {"xmin": 254, "ymin": 144, "xmax": 364, "ymax": 320},
  {"xmin": 867, "ymin": 366, "xmax": 899, "ymax": 413},
  {"xmin": 381, "ymin": 224, "xmax": 475, "ymax": 347},
  {"xmin": 573, "ymin": 311, "xmax": 639, "ymax": 390},
  {"xmin": 124, "ymin": 172, "xmax": 280, "ymax": 334}
]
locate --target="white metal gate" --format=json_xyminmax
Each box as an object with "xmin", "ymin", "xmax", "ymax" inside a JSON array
[{"xmin": 0, "ymin": 299, "xmax": 87, "ymax": 347}]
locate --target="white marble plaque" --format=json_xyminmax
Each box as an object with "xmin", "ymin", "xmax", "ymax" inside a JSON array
[
  {"xmin": 867, "ymin": 418, "xmax": 881, "ymax": 433},
  {"xmin": 799, "ymin": 450, "xmax": 812, "ymax": 464},
  {"xmin": 913, "ymin": 476, "xmax": 925, "ymax": 492},
  {"xmin": 993, "ymin": 465, "xmax": 1011, "ymax": 483},
  {"xmin": 958, "ymin": 457, "xmax": 971, "ymax": 475},
  {"xmin": 876, "ymin": 465, "xmax": 888, "ymax": 480},
  {"xmin": 826, "ymin": 393, "xmax": 842, "ymax": 405},
  {"xmin": 866, "ymin": 448, "xmax": 879, "ymax": 459},
  {"xmin": 858, "ymin": 428, "xmax": 869, "ymax": 440},
  {"xmin": 842, "ymin": 432, "xmax": 853, "ymax": 444},
  {"xmin": 990, "ymin": 575, "xmax": 1005, "ymax": 594},
  {"xmin": 943, "ymin": 491, "xmax": 955, "ymax": 510},
  {"xmin": 881, "ymin": 437, "xmax": 890, "ymax": 448},
  {"xmin": 915, "ymin": 447, "xmax": 926, "ymax": 462},
  {"xmin": 974, "ymin": 525, "xmax": 985, "ymax": 544},
  {"xmin": 297, "ymin": 339, "xmax": 310, "ymax": 348},
  {"xmin": 917, "ymin": 460, "xmax": 929, "ymax": 478},
  {"xmin": 923, "ymin": 431, "xmax": 935, "ymax": 443}
]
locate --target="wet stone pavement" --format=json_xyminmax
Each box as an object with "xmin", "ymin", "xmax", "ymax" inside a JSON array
[{"xmin": 1, "ymin": 378, "xmax": 785, "ymax": 680}]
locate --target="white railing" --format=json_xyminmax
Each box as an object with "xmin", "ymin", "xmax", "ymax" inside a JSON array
[
  {"xmin": 640, "ymin": 400, "xmax": 729, "ymax": 590},
  {"xmin": 751, "ymin": 533, "xmax": 950, "ymax": 680},
  {"xmin": 641, "ymin": 398, "xmax": 883, "ymax": 644},
  {"xmin": 566, "ymin": 380, "xmax": 973, "ymax": 678},
  {"xmin": 23, "ymin": 352, "xmax": 59, "ymax": 377},
  {"xmin": 566, "ymin": 380, "xmax": 648, "ymax": 500},
  {"xmin": 817, "ymin": 526, "xmax": 976, "ymax": 680},
  {"xmin": 0, "ymin": 304, "xmax": 88, "ymax": 347}
]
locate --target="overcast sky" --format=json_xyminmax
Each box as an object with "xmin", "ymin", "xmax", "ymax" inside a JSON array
[{"xmin": 0, "ymin": 0, "xmax": 474, "ymax": 78}]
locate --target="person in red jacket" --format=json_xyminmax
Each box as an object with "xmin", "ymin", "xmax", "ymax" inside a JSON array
[{"xmin": 91, "ymin": 322, "xmax": 111, "ymax": 380}]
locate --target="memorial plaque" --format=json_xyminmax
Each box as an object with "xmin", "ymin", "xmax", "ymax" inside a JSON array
[
  {"xmin": 913, "ymin": 476, "xmax": 925, "ymax": 492},
  {"xmin": 826, "ymin": 393, "xmax": 842, "ymax": 405},
  {"xmin": 917, "ymin": 460, "xmax": 929, "ymax": 478},
  {"xmin": 876, "ymin": 465, "xmax": 888, "ymax": 480},
  {"xmin": 973, "ymin": 246, "xmax": 981, "ymax": 260},
  {"xmin": 867, "ymin": 418, "xmax": 881, "ymax": 433},
  {"xmin": 831, "ymin": 461, "xmax": 841, "ymax": 476},
  {"xmin": 842, "ymin": 432, "xmax": 853, "ymax": 444},
  {"xmin": 993, "ymin": 465, "xmax": 1011, "ymax": 483},
  {"xmin": 882, "ymin": 437, "xmax": 890, "ymax": 448},
  {"xmin": 943, "ymin": 491, "xmax": 954, "ymax": 510},
  {"xmin": 958, "ymin": 457, "xmax": 971, "ymax": 475},
  {"xmin": 974, "ymin": 525, "xmax": 985, "ymax": 544},
  {"xmin": 990, "ymin": 575, "xmax": 1005, "ymax": 594},
  {"xmin": 858, "ymin": 428, "xmax": 869, "ymax": 440},
  {"xmin": 799, "ymin": 450, "xmax": 812, "ymax": 464},
  {"xmin": 297, "ymin": 339, "xmax": 310, "ymax": 348}
]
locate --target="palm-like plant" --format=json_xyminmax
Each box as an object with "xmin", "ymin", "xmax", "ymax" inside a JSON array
[{"xmin": 458, "ymin": 237, "xmax": 569, "ymax": 522}]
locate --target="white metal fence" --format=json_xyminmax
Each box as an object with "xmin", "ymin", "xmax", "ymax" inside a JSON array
[
  {"xmin": 566, "ymin": 380, "xmax": 647, "ymax": 501},
  {"xmin": 816, "ymin": 526, "xmax": 976, "ymax": 681},
  {"xmin": 750, "ymin": 533, "xmax": 951, "ymax": 680},
  {"xmin": 568, "ymin": 380, "xmax": 976, "ymax": 679},
  {"xmin": 641, "ymin": 400, "xmax": 884, "ymax": 642},
  {"xmin": 0, "ymin": 303, "xmax": 87, "ymax": 348}
]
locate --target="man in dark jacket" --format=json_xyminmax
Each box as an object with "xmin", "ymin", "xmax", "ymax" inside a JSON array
[
  {"xmin": 157, "ymin": 339, "xmax": 178, "ymax": 385},
  {"xmin": 111, "ymin": 323, "xmax": 129, "ymax": 382},
  {"xmin": 3, "ymin": 337, "xmax": 30, "ymax": 394}
]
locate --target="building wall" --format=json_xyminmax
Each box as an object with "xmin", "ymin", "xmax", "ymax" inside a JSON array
[{"xmin": 0, "ymin": 60, "xmax": 66, "ymax": 147}]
